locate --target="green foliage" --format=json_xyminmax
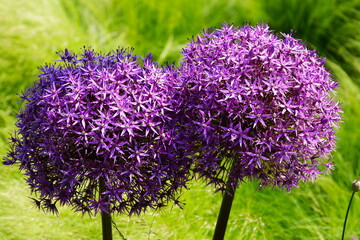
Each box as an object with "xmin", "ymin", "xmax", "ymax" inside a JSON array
[{"xmin": 1, "ymin": 0, "xmax": 359, "ymax": 239}]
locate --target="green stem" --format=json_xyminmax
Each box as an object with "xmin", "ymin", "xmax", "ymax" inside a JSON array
[
  {"xmin": 99, "ymin": 179, "xmax": 113, "ymax": 240},
  {"xmin": 212, "ymin": 186, "xmax": 236, "ymax": 240},
  {"xmin": 341, "ymin": 191, "xmax": 355, "ymax": 240}
]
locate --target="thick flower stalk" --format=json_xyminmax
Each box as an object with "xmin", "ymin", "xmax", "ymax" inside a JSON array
[
  {"xmin": 177, "ymin": 24, "xmax": 342, "ymax": 192},
  {"xmin": 4, "ymin": 48, "xmax": 192, "ymax": 216}
]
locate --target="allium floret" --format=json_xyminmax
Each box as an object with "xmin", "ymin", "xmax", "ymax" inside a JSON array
[
  {"xmin": 4, "ymin": 48, "xmax": 192, "ymax": 215},
  {"xmin": 176, "ymin": 24, "xmax": 342, "ymax": 191}
]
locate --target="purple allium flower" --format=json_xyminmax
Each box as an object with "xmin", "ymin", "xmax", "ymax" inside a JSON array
[
  {"xmin": 176, "ymin": 24, "xmax": 341, "ymax": 191},
  {"xmin": 3, "ymin": 48, "xmax": 192, "ymax": 215}
]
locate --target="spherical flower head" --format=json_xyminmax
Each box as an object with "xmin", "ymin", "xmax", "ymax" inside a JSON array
[
  {"xmin": 3, "ymin": 48, "xmax": 192, "ymax": 215},
  {"xmin": 177, "ymin": 24, "xmax": 342, "ymax": 191}
]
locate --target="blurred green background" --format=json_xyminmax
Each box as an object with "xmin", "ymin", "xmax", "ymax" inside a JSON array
[{"xmin": 0, "ymin": 0, "xmax": 359, "ymax": 239}]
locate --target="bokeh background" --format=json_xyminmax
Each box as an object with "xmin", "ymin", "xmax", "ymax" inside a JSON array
[{"xmin": 0, "ymin": 0, "xmax": 359, "ymax": 239}]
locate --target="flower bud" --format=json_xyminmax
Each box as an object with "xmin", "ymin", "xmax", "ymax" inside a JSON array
[{"xmin": 352, "ymin": 179, "xmax": 360, "ymax": 192}]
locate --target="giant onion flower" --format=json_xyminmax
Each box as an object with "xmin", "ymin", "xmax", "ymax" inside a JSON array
[
  {"xmin": 176, "ymin": 24, "xmax": 342, "ymax": 192},
  {"xmin": 4, "ymin": 48, "xmax": 192, "ymax": 216}
]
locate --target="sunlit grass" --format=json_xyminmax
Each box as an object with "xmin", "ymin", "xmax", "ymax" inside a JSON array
[{"xmin": 1, "ymin": 0, "xmax": 360, "ymax": 239}]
